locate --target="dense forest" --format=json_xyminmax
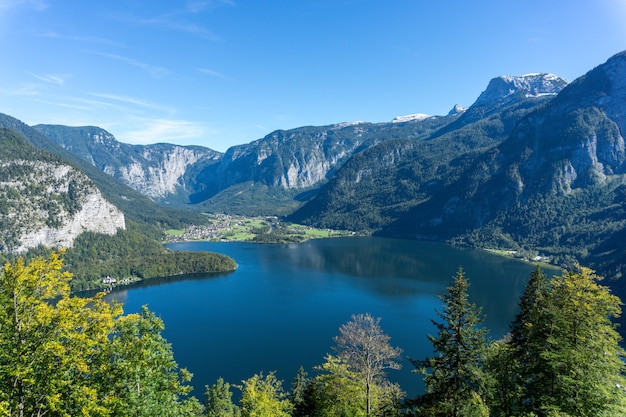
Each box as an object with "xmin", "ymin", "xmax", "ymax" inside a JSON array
[{"xmin": 2, "ymin": 253, "xmax": 624, "ymax": 416}]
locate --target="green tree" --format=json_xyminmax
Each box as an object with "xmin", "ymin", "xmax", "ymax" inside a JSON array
[
  {"xmin": 238, "ymin": 372, "xmax": 292, "ymax": 417},
  {"xmin": 510, "ymin": 265, "xmax": 626, "ymax": 416},
  {"xmin": 333, "ymin": 313, "xmax": 403, "ymax": 417},
  {"xmin": 413, "ymin": 267, "xmax": 490, "ymax": 417},
  {"xmin": 500, "ymin": 265, "xmax": 551, "ymax": 416},
  {"xmin": 290, "ymin": 366, "xmax": 309, "ymax": 415},
  {"xmin": 103, "ymin": 305, "xmax": 203, "ymax": 417},
  {"xmin": 311, "ymin": 354, "xmax": 366, "ymax": 417},
  {"xmin": 0, "ymin": 252, "xmax": 121, "ymax": 417},
  {"xmin": 205, "ymin": 378, "xmax": 240, "ymax": 417}
]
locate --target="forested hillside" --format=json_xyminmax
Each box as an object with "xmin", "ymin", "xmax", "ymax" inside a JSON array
[
  {"xmin": 0, "ymin": 121, "xmax": 235, "ymax": 290},
  {"xmin": 292, "ymin": 51, "xmax": 626, "ymax": 288}
]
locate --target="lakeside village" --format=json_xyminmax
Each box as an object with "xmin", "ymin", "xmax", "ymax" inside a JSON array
[
  {"xmin": 102, "ymin": 214, "xmax": 550, "ymax": 287},
  {"xmin": 100, "ymin": 214, "xmax": 351, "ymax": 289},
  {"xmin": 164, "ymin": 213, "xmax": 354, "ymax": 243}
]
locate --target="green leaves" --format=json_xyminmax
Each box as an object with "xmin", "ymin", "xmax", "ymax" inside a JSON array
[{"xmin": 0, "ymin": 253, "xmax": 202, "ymax": 417}]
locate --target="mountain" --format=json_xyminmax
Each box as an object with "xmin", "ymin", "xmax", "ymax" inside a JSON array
[
  {"xmin": 0, "ymin": 113, "xmax": 207, "ymax": 228},
  {"xmin": 0, "ymin": 127, "xmax": 125, "ymax": 253},
  {"xmin": 33, "ymin": 125, "xmax": 222, "ymax": 205},
  {"xmin": 188, "ymin": 116, "xmax": 455, "ymax": 215},
  {"xmin": 32, "ymin": 72, "xmax": 567, "ymax": 217},
  {"xmin": 288, "ymin": 72, "xmax": 567, "ymax": 231},
  {"xmin": 293, "ymin": 51, "xmax": 626, "ymax": 286}
]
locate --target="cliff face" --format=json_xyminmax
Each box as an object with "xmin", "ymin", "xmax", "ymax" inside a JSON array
[
  {"xmin": 0, "ymin": 128, "xmax": 125, "ymax": 253},
  {"xmin": 33, "ymin": 125, "xmax": 222, "ymax": 203}
]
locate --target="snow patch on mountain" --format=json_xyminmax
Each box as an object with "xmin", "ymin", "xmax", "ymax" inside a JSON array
[
  {"xmin": 473, "ymin": 73, "xmax": 568, "ymax": 107},
  {"xmin": 391, "ymin": 113, "xmax": 432, "ymax": 123}
]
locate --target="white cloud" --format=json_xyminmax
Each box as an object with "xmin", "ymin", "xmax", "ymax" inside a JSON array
[
  {"xmin": 123, "ymin": 118, "xmax": 207, "ymax": 144},
  {"xmin": 89, "ymin": 92, "xmax": 175, "ymax": 113},
  {"xmin": 0, "ymin": 0, "xmax": 48, "ymax": 12},
  {"xmin": 93, "ymin": 52, "xmax": 169, "ymax": 79},
  {"xmin": 28, "ymin": 72, "xmax": 67, "ymax": 85}
]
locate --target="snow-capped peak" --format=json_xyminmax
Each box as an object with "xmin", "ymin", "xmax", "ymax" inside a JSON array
[
  {"xmin": 391, "ymin": 113, "xmax": 431, "ymax": 123},
  {"xmin": 472, "ymin": 73, "xmax": 568, "ymax": 107}
]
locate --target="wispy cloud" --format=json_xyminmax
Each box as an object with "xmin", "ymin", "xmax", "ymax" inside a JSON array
[
  {"xmin": 39, "ymin": 31, "xmax": 121, "ymax": 46},
  {"xmin": 124, "ymin": 118, "xmax": 207, "ymax": 144},
  {"xmin": 93, "ymin": 52, "xmax": 169, "ymax": 78},
  {"xmin": 28, "ymin": 72, "xmax": 68, "ymax": 85},
  {"xmin": 138, "ymin": 17, "xmax": 222, "ymax": 41},
  {"xmin": 185, "ymin": 0, "xmax": 235, "ymax": 14},
  {"xmin": 197, "ymin": 67, "xmax": 233, "ymax": 81},
  {"xmin": 0, "ymin": 0, "xmax": 49, "ymax": 12},
  {"xmin": 89, "ymin": 92, "xmax": 175, "ymax": 113}
]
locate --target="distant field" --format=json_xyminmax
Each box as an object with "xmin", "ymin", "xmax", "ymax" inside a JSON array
[{"xmin": 166, "ymin": 214, "xmax": 353, "ymax": 243}]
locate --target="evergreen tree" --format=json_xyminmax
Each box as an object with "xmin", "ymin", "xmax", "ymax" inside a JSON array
[
  {"xmin": 290, "ymin": 366, "xmax": 309, "ymax": 415},
  {"xmin": 205, "ymin": 378, "xmax": 240, "ymax": 417},
  {"xmin": 509, "ymin": 265, "xmax": 626, "ymax": 416},
  {"xmin": 413, "ymin": 267, "xmax": 490, "ymax": 417},
  {"xmin": 504, "ymin": 265, "xmax": 551, "ymax": 415}
]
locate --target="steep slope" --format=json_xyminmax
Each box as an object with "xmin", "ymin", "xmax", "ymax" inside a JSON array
[
  {"xmin": 33, "ymin": 125, "xmax": 222, "ymax": 205},
  {"xmin": 0, "ymin": 113, "xmax": 206, "ymax": 228},
  {"xmin": 384, "ymin": 50, "xmax": 626, "ymax": 280},
  {"xmin": 0, "ymin": 128, "xmax": 125, "ymax": 253},
  {"xmin": 192, "ymin": 116, "xmax": 453, "ymax": 215},
  {"xmin": 289, "ymin": 73, "xmax": 566, "ymax": 230}
]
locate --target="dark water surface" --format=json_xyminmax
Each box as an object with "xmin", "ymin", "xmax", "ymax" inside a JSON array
[{"xmin": 107, "ymin": 237, "xmax": 543, "ymax": 398}]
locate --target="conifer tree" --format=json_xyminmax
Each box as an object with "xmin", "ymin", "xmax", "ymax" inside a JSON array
[
  {"xmin": 413, "ymin": 267, "xmax": 490, "ymax": 417},
  {"xmin": 206, "ymin": 378, "xmax": 240, "ymax": 417},
  {"xmin": 509, "ymin": 265, "xmax": 626, "ymax": 416}
]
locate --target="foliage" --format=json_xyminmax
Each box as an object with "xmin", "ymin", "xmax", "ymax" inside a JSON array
[
  {"xmin": 238, "ymin": 372, "xmax": 292, "ymax": 417},
  {"xmin": 502, "ymin": 265, "xmax": 626, "ymax": 417},
  {"xmin": 0, "ymin": 252, "xmax": 203, "ymax": 417},
  {"xmin": 205, "ymin": 378, "xmax": 240, "ymax": 417},
  {"xmin": 412, "ymin": 268, "xmax": 491, "ymax": 417},
  {"xmin": 103, "ymin": 305, "xmax": 204, "ymax": 416},
  {"xmin": 0, "ymin": 251, "xmax": 121, "ymax": 416}
]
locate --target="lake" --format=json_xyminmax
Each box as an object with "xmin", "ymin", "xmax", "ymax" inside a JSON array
[{"xmin": 106, "ymin": 237, "xmax": 544, "ymax": 399}]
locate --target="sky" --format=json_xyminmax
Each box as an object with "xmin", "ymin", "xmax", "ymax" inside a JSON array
[{"xmin": 0, "ymin": 1, "xmax": 625, "ymax": 152}]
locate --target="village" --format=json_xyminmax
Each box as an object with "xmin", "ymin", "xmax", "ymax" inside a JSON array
[{"xmin": 165, "ymin": 213, "xmax": 352, "ymax": 243}]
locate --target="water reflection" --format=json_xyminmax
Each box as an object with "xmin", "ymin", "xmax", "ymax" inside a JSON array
[{"xmin": 106, "ymin": 237, "xmax": 552, "ymax": 398}]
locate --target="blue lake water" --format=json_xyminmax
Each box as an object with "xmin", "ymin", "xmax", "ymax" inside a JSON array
[{"xmin": 106, "ymin": 237, "xmax": 544, "ymax": 399}]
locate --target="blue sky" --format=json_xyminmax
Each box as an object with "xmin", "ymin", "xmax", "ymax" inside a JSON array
[{"xmin": 0, "ymin": 0, "xmax": 625, "ymax": 152}]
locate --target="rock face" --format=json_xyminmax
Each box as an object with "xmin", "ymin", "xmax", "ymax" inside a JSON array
[
  {"xmin": 15, "ymin": 172, "xmax": 126, "ymax": 252},
  {"xmin": 472, "ymin": 73, "xmax": 568, "ymax": 107},
  {"xmin": 33, "ymin": 125, "xmax": 222, "ymax": 203},
  {"xmin": 0, "ymin": 129, "xmax": 125, "ymax": 253}
]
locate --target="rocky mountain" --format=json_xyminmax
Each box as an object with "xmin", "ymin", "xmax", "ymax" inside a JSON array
[
  {"xmin": 288, "ymin": 72, "xmax": 567, "ymax": 230},
  {"xmin": 33, "ymin": 125, "xmax": 222, "ymax": 205},
  {"xmin": 0, "ymin": 113, "xmax": 207, "ymax": 229},
  {"xmin": 293, "ymin": 50, "xmax": 626, "ymax": 285},
  {"xmin": 0, "ymin": 127, "xmax": 125, "ymax": 253},
  {"xmin": 31, "ymin": 72, "xmax": 567, "ymax": 217}
]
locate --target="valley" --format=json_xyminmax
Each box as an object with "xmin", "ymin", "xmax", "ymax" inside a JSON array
[{"xmin": 165, "ymin": 214, "xmax": 354, "ymax": 244}]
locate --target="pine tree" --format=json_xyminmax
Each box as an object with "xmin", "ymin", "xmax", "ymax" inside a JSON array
[
  {"xmin": 413, "ymin": 267, "xmax": 490, "ymax": 417},
  {"xmin": 206, "ymin": 378, "xmax": 240, "ymax": 417},
  {"xmin": 509, "ymin": 265, "xmax": 626, "ymax": 416},
  {"xmin": 503, "ymin": 265, "xmax": 552, "ymax": 415}
]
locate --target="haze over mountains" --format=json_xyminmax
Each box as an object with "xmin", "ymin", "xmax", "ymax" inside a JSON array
[{"xmin": 1, "ymin": 50, "xmax": 625, "ymax": 296}]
